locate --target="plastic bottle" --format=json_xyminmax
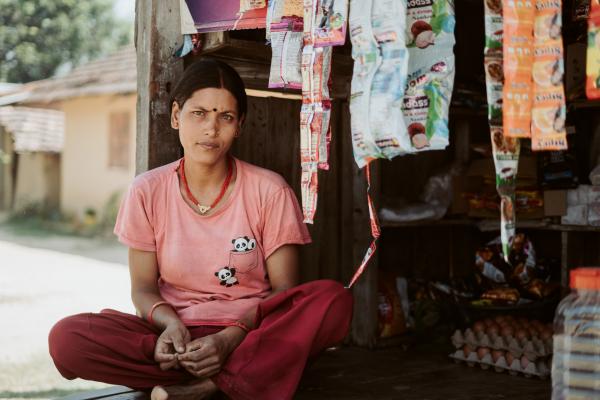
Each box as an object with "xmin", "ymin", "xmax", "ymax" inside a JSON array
[{"xmin": 552, "ymin": 268, "xmax": 600, "ymax": 400}]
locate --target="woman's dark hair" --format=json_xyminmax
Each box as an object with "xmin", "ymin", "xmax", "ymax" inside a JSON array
[{"xmin": 170, "ymin": 58, "xmax": 247, "ymax": 118}]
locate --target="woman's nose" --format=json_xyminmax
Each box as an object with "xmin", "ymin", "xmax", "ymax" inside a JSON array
[{"xmin": 204, "ymin": 115, "xmax": 219, "ymax": 136}]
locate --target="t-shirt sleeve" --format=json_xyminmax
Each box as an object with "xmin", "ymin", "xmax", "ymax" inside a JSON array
[
  {"xmin": 113, "ymin": 182, "xmax": 156, "ymax": 252},
  {"xmin": 261, "ymin": 186, "xmax": 312, "ymax": 259}
]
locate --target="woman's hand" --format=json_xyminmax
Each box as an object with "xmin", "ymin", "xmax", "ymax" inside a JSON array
[
  {"xmin": 154, "ymin": 321, "xmax": 191, "ymax": 371},
  {"xmin": 177, "ymin": 327, "xmax": 246, "ymax": 378}
]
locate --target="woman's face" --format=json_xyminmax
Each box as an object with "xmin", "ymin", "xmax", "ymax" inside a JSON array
[{"xmin": 171, "ymin": 87, "xmax": 243, "ymax": 166}]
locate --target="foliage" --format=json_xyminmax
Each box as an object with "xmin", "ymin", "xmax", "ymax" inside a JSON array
[{"xmin": 0, "ymin": 0, "xmax": 132, "ymax": 83}]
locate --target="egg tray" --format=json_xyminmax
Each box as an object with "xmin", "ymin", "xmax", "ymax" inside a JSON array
[
  {"xmin": 449, "ymin": 350, "xmax": 551, "ymax": 379},
  {"xmin": 451, "ymin": 329, "xmax": 552, "ymax": 360}
]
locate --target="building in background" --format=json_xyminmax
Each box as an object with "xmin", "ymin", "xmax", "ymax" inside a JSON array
[
  {"xmin": 0, "ymin": 106, "xmax": 63, "ymax": 213},
  {"xmin": 0, "ymin": 47, "xmax": 136, "ymax": 222}
]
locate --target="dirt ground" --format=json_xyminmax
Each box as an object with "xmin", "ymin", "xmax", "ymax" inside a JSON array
[{"xmin": 0, "ymin": 222, "xmax": 130, "ymax": 399}]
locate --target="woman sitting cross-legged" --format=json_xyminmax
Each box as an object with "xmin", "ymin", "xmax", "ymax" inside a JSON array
[{"xmin": 48, "ymin": 58, "xmax": 353, "ymax": 400}]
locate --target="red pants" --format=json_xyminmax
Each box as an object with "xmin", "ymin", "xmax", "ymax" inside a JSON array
[{"xmin": 48, "ymin": 280, "xmax": 352, "ymax": 400}]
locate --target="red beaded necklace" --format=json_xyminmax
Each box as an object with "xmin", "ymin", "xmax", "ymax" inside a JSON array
[{"xmin": 179, "ymin": 156, "xmax": 233, "ymax": 215}]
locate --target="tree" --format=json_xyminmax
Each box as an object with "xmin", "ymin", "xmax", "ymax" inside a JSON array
[{"xmin": 0, "ymin": 0, "xmax": 132, "ymax": 83}]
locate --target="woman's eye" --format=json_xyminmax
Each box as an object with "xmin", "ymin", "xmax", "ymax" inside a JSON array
[
  {"xmin": 221, "ymin": 114, "xmax": 234, "ymax": 121},
  {"xmin": 193, "ymin": 111, "xmax": 205, "ymax": 117}
]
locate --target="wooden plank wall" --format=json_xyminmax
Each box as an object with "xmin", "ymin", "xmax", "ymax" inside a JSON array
[{"xmin": 231, "ymin": 97, "xmax": 356, "ymax": 284}]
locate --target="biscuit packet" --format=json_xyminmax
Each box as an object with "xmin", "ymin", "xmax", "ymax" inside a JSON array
[
  {"xmin": 267, "ymin": 0, "xmax": 304, "ymax": 40},
  {"xmin": 269, "ymin": 31, "xmax": 304, "ymax": 89},
  {"xmin": 587, "ymin": 0, "xmax": 600, "ymax": 99},
  {"xmin": 313, "ymin": 0, "xmax": 349, "ymax": 47},
  {"xmin": 503, "ymin": 0, "xmax": 534, "ymax": 138},
  {"xmin": 369, "ymin": 0, "xmax": 411, "ymax": 159},
  {"xmin": 483, "ymin": 0, "xmax": 503, "ymax": 124},
  {"xmin": 491, "ymin": 126, "xmax": 521, "ymax": 259},
  {"xmin": 531, "ymin": 0, "xmax": 568, "ymax": 151},
  {"xmin": 349, "ymin": 0, "xmax": 384, "ymax": 168},
  {"xmin": 484, "ymin": 0, "xmax": 520, "ymax": 262},
  {"xmin": 240, "ymin": 0, "xmax": 266, "ymax": 13},
  {"xmin": 403, "ymin": 0, "xmax": 456, "ymax": 152},
  {"xmin": 402, "ymin": 55, "xmax": 455, "ymax": 152}
]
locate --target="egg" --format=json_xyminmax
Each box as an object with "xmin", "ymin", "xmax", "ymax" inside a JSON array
[
  {"xmin": 477, "ymin": 347, "xmax": 490, "ymax": 360},
  {"xmin": 483, "ymin": 318, "xmax": 494, "ymax": 327},
  {"xmin": 473, "ymin": 321, "xmax": 485, "ymax": 334},
  {"xmin": 505, "ymin": 352, "xmax": 515, "ymax": 366},
  {"xmin": 540, "ymin": 329, "xmax": 553, "ymax": 341},
  {"xmin": 531, "ymin": 319, "xmax": 543, "ymax": 328},
  {"xmin": 463, "ymin": 344, "xmax": 473, "ymax": 357},
  {"xmin": 492, "ymin": 349, "xmax": 504, "ymax": 363},
  {"xmin": 521, "ymin": 355, "xmax": 530, "ymax": 369},
  {"xmin": 502, "ymin": 327, "xmax": 515, "ymax": 338},
  {"xmin": 486, "ymin": 323, "xmax": 500, "ymax": 336},
  {"xmin": 494, "ymin": 315, "xmax": 506, "ymax": 324},
  {"xmin": 515, "ymin": 328, "xmax": 529, "ymax": 341}
]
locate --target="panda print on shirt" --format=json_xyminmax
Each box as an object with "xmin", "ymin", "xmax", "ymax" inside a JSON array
[
  {"xmin": 214, "ymin": 235, "xmax": 259, "ymax": 287},
  {"xmin": 214, "ymin": 266, "xmax": 239, "ymax": 287}
]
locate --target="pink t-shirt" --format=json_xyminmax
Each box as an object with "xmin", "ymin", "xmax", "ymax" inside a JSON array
[{"xmin": 114, "ymin": 157, "xmax": 312, "ymax": 325}]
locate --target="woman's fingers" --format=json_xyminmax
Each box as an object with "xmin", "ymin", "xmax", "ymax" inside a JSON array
[
  {"xmin": 182, "ymin": 362, "xmax": 220, "ymax": 378},
  {"xmin": 180, "ymin": 356, "xmax": 219, "ymax": 375},
  {"xmin": 159, "ymin": 358, "xmax": 179, "ymax": 371},
  {"xmin": 154, "ymin": 339, "xmax": 176, "ymax": 363}
]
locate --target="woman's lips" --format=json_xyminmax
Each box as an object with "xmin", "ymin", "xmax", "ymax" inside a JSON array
[{"xmin": 196, "ymin": 142, "xmax": 219, "ymax": 150}]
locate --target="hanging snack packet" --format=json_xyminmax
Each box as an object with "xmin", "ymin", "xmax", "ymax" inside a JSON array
[
  {"xmin": 483, "ymin": 0, "xmax": 504, "ymax": 124},
  {"xmin": 240, "ymin": 0, "xmax": 266, "ymax": 13},
  {"xmin": 299, "ymin": 0, "xmax": 334, "ymax": 222},
  {"xmin": 301, "ymin": 45, "xmax": 332, "ymax": 104},
  {"xmin": 503, "ymin": 0, "xmax": 534, "ymax": 138},
  {"xmin": 403, "ymin": 0, "xmax": 456, "ymax": 152},
  {"xmin": 313, "ymin": 0, "xmax": 349, "ymax": 47},
  {"xmin": 269, "ymin": 31, "xmax": 304, "ymax": 89},
  {"xmin": 268, "ymin": 0, "xmax": 304, "ymax": 34},
  {"xmin": 484, "ymin": 0, "xmax": 520, "ymax": 262},
  {"xmin": 531, "ymin": 0, "xmax": 568, "ymax": 151},
  {"xmin": 491, "ymin": 126, "xmax": 521, "ymax": 259},
  {"xmin": 300, "ymin": 104, "xmax": 320, "ymax": 223},
  {"xmin": 587, "ymin": 0, "xmax": 600, "ymax": 99},
  {"xmin": 349, "ymin": 0, "xmax": 383, "ymax": 168},
  {"xmin": 368, "ymin": 0, "xmax": 412, "ymax": 159}
]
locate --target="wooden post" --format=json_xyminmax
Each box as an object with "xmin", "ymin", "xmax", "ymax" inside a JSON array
[
  {"xmin": 135, "ymin": 0, "xmax": 184, "ymax": 173},
  {"xmin": 350, "ymin": 161, "xmax": 380, "ymax": 348}
]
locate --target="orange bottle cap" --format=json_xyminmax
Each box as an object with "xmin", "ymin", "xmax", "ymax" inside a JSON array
[{"xmin": 570, "ymin": 268, "xmax": 600, "ymax": 290}]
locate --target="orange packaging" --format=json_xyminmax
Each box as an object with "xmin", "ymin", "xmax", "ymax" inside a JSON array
[
  {"xmin": 531, "ymin": 0, "xmax": 567, "ymax": 150},
  {"xmin": 503, "ymin": 0, "xmax": 534, "ymax": 138},
  {"xmin": 587, "ymin": 0, "xmax": 600, "ymax": 99}
]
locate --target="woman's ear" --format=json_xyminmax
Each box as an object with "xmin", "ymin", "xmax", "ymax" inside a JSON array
[{"xmin": 171, "ymin": 102, "xmax": 181, "ymax": 129}]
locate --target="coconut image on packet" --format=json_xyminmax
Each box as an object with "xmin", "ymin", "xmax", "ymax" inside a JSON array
[
  {"xmin": 587, "ymin": 0, "xmax": 600, "ymax": 99},
  {"xmin": 406, "ymin": 0, "xmax": 456, "ymax": 50},
  {"xmin": 402, "ymin": 55, "xmax": 455, "ymax": 152},
  {"xmin": 402, "ymin": 0, "xmax": 456, "ymax": 152},
  {"xmin": 531, "ymin": 0, "xmax": 567, "ymax": 151}
]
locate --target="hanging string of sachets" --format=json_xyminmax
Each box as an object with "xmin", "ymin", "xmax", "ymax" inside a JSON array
[{"xmin": 484, "ymin": 0, "xmax": 520, "ymax": 262}]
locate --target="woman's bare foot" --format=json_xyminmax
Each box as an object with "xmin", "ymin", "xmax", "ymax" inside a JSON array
[{"xmin": 150, "ymin": 379, "xmax": 218, "ymax": 400}]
